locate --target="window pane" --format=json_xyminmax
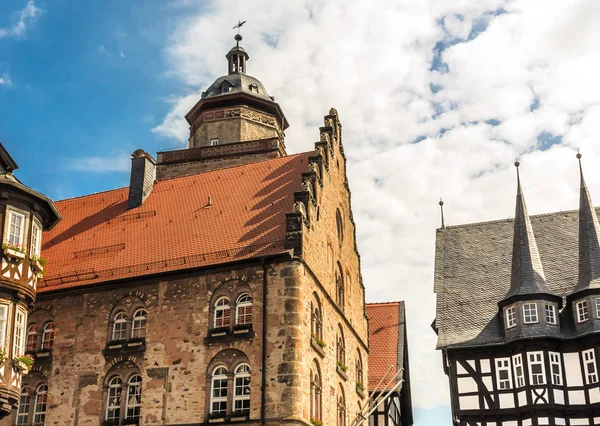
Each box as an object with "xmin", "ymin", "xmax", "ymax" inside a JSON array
[
  {"xmin": 132, "ymin": 309, "xmax": 147, "ymax": 338},
  {"xmin": 42, "ymin": 322, "xmax": 55, "ymax": 350}
]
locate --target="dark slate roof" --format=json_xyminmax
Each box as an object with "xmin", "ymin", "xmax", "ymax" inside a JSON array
[
  {"xmin": 501, "ymin": 169, "xmax": 557, "ymax": 303},
  {"xmin": 571, "ymin": 163, "xmax": 600, "ymax": 295},
  {"xmin": 0, "ymin": 143, "xmax": 18, "ymax": 172},
  {"xmin": 434, "ymin": 208, "xmax": 596, "ymax": 349},
  {"xmin": 201, "ymin": 73, "xmax": 273, "ymax": 102}
]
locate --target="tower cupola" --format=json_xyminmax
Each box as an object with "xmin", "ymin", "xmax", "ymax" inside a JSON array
[
  {"xmin": 226, "ymin": 34, "xmax": 249, "ymax": 74},
  {"xmin": 498, "ymin": 161, "xmax": 561, "ymax": 340}
]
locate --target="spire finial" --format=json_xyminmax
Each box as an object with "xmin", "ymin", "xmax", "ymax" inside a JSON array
[
  {"xmin": 577, "ymin": 150, "xmax": 586, "ymax": 189},
  {"xmin": 439, "ymin": 198, "xmax": 445, "ymax": 229},
  {"xmin": 514, "ymin": 158, "xmax": 522, "ymax": 194}
]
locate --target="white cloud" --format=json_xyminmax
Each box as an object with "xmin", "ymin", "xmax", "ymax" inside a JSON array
[
  {"xmin": 0, "ymin": 73, "xmax": 12, "ymax": 86},
  {"xmin": 0, "ymin": 0, "xmax": 43, "ymax": 39},
  {"xmin": 67, "ymin": 154, "xmax": 130, "ymax": 174},
  {"xmin": 152, "ymin": 0, "xmax": 600, "ymax": 415}
]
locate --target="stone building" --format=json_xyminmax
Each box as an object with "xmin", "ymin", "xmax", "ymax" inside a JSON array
[
  {"xmin": 434, "ymin": 158, "xmax": 600, "ymax": 426},
  {"xmin": 0, "ymin": 34, "xmax": 412, "ymax": 426}
]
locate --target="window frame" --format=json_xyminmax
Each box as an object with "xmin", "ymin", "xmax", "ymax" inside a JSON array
[
  {"xmin": 233, "ymin": 363, "xmax": 251, "ymax": 413},
  {"xmin": 545, "ymin": 304, "xmax": 557, "ymax": 325},
  {"xmin": 512, "ymin": 354, "xmax": 525, "ymax": 388},
  {"xmin": 583, "ymin": 349, "xmax": 598, "ymax": 385},
  {"xmin": 33, "ymin": 384, "xmax": 48, "ymax": 425},
  {"xmin": 523, "ymin": 303, "xmax": 538, "ymax": 324},
  {"xmin": 30, "ymin": 218, "xmax": 42, "ymax": 257},
  {"xmin": 210, "ymin": 138, "xmax": 219, "ymax": 146},
  {"xmin": 6, "ymin": 208, "xmax": 26, "ymax": 247},
  {"xmin": 235, "ymin": 294, "xmax": 253, "ymax": 326},
  {"xmin": 527, "ymin": 351, "xmax": 546, "ymax": 385},
  {"xmin": 213, "ymin": 297, "xmax": 231, "ymax": 329},
  {"xmin": 210, "ymin": 366, "xmax": 229, "ymax": 415},
  {"xmin": 596, "ymin": 298, "xmax": 600, "ymax": 319},
  {"xmin": 26, "ymin": 324, "xmax": 39, "ymax": 353},
  {"xmin": 125, "ymin": 374, "xmax": 142, "ymax": 420},
  {"xmin": 131, "ymin": 309, "xmax": 147, "ymax": 339},
  {"xmin": 577, "ymin": 300, "xmax": 589, "ymax": 323},
  {"xmin": 495, "ymin": 358, "xmax": 512, "ymax": 390},
  {"xmin": 505, "ymin": 305, "xmax": 517, "ymax": 329},
  {"xmin": 16, "ymin": 387, "xmax": 31, "ymax": 426},
  {"xmin": 13, "ymin": 307, "xmax": 26, "ymax": 357},
  {"xmin": 41, "ymin": 322, "xmax": 55, "ymax": 351},
  {"xmin": 105, "ymin": 376, "xmax": 123, "ymax": 421},
  {"xmin": 0, "ymin": 303, "xmax": 9, "ymax": 351},
  {"xmin": 111, "ymin": 312, "xmax": 128, "ymax": 341},
  {"xmin": 549, "ymin": 352, "xmax": 563, "ymax": 386}
]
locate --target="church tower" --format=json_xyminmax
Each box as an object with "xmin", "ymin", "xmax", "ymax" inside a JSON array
[
  {"xmin": 0, "ymin": 145, "xmax": 60, "ymax": 419},
  {"xmin": 156, "ymin": 33, "xmax": 289, "ymax": 180}
]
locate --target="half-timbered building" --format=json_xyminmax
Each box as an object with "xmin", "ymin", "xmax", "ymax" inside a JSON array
[{"xmin": 434, "ymin": 156, "xmax": 600, "ymax": 426}]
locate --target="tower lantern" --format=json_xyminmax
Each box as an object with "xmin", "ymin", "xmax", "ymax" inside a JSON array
[{"xmin": 227, "ymin": 34, "xmax": 249, "ymax": 74}]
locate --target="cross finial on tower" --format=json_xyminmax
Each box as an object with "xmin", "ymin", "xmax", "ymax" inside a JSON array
[
  {"xmin": 439, "ymin": 198, "xmax": 445, "ymax": 229},
  {"xmin": 233, "ymin": 19, "xmax": 246, "ymax": 41}
]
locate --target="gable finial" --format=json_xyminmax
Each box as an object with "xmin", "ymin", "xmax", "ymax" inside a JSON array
[
  {"xmin": 439, "ymin": 198, "xmax": 445, "ymax": 229},
  {"xmin": 514, "ymin": 158, "xmax": 521, "ymax": 194},
  {"xmin": 577, "ymin": 150, "xmax": 586, "ymax": 189}
]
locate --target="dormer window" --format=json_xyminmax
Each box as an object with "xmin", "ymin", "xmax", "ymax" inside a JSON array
[
  {"xmin": 544, "ymin": 304, "xmax": 557, "ymax": 325},
  {"xmin": 596, "ymin": 298, "xmax": 600, "ymax": 318},
  {"xmin": 577, "ymin": 300, "xmax": 589, "ymax": 323},
  {"xmin": 505, "ymin": 306, "xmax": 517, "ymax": 329},
  {"xmin": 248, "ymin": 83, "xmax": 259, "ymax": 93},
  {"xmin": 523, "ymin": 303, "xmax": 538, "ymax": 324},
  {"xmin": 210, "ymin": 138, "xmax": 219, "ymax": 146}
]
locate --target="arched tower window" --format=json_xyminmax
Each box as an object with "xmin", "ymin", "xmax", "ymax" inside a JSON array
[
  {"xmin": 210, "ymin": 366, "xmax": 229, "ymax": 415},
  {"xmin": 112, "ymin": 312, "xmax": 128, "ymax": 341},
  {"xmin": 106, "ymin": 376, "xmax": 123, "ymax": 421},
  {"xmin": 336, "ymin": 209, "xmax": 344, "ymax": 245},
  {"xmin": 336, "ymin": 325, "xmax": 346, "ymax": 369},
  {"xmin": 356, "ymin": 350, "xmax": 364, "ymax": 387},
  {"xmin": 311, "ymin": 294, "xmax": 323, "ymax": 342},
  {"xmin": 310, "ymin": 360, "xmax": 322, "ymax": 421},
  {"xmin": 103, "ymin": 363, "xmax": 143, "ymax": 424},
  {"xmin": 15, "ymin": 374, "xmax": 49, "ymax": 426},
  {"xmin": 132, "ymin": 309, "xmax": 147, "ymax": 338},
  {"xmin": 26, "ymin": 325, "xmax": 38, "ymax": 353},
  {"xmin": 33, "ymin": 384, "xmax": 47, "ymax": 425},
  {"xmin": 126, "ymin": 375, "xmax": 142, "ymax": 420},
  {"xmin": 337, "ymin": 387, "xmax": 346, "ymax": 426},
  {"xmin": 336, "ymin": 263, "xmax": 345, "ymax": 309},
  {"xmin": 15, "ymin": 387, "xmax": 30, "ymax": 425}
]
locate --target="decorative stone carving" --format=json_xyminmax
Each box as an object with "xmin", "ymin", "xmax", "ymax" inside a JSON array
[{"xmin": 292, "ymin": 201, "xmax": 307, "ymax": 220}]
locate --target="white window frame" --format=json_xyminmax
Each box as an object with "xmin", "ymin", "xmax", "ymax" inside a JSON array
[
  {"xmin": 105, "ymin": 376, "xmax": 122, "ymax": 421},
  {"xmin": 131, "ymin": 309, "xmax": 147, "ymax": 338},
  {"xmin": 596, "ymin": 298, "xmax": 600, "ymax": 319},
  {"xmin": 505, "ymin": 306, "xmax": 517, "ymax": 329},
  {"xmin": 112, "ymin": 312, "xmax": 127, "ymax": 341},
  {"xmin": 233, "ymin": 363, "xmax": 251, "ymax": 412},
  {"xmin": 528, "ymin": 351, "xmax": 546, "ymax": 385},
  {"xmin": 214, "ymin": 297, "xmax": 231, "ymax": 328},
  {"xmin": 41, "ymin": 322, "xmax": 55, "ymax": 350},
  {"xmin": 33, "ymin": 384, "xmax": 48, "ymax": 425},
  {"xmin": 0, "ymin": 304, "xmax": 8, "ymax": 351},
  {"xmin": 30, "ymin": 218, "xmax": 42, "ymax": 257},
  {"xmin": 13, "ymin": 307, "xmax": 26, "ymax": 356},
  {"xmin": 210, "ymin": 366, "xmax": 229, "ymax": 414},
  {"xmin": 125, "ymin": 375, "xmax": 142, "ymax": 420},
  {"xmin": 545, "ymin": 304, "xmax": 557, "ymax": 325},
  {"xmin": 548, "ymin": 352, "xmax": 563, "ymax": 385},
  {"xmin": 512, "ymin": 354, "xmax": 525, "ymax": 387},
  {"xmin": 16, "ymin": 387, "xmax": 30, "ymax": 426},
  {"xmin": 577, "ymin": 300, "xmax": 589, "ymax": 323},
  {"xmin": 235, "ymin": 294, "xmax": 253, "ymax": 326},
  {"xmin": 523, "ymin": 303, "xmax": 538, "ymax": 324},
  {"xmin": 210, "ymin": 138, "xmax": 219, "ymax": 146},
  {"xmin": 6, "ymin": 209, "xmax": 26, "ymax": 247},
  {"xmin": 495, "ymin": 358, "xmax": 512, "ymax": 390},
  {"xmin": 583, "ymin": 349, "xmax": 598, "ymax": 384}
]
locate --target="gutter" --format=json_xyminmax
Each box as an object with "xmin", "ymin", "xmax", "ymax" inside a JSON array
[{"xmin": 261, "ymin": 258, "xmax": 268, "ymax": 426}]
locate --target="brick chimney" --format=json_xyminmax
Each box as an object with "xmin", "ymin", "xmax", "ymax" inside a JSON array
[{"xmin": 128, "ymin": 149, "xmax": 156, "ymax": 209}]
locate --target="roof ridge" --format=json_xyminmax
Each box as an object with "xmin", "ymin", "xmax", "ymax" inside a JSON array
[
  {"xmin": 366, "ymin": 301, "xmax": 403, "ymax": 306},
  {"xmin": 54, "ymin": 186, "xmax": 128, "ymax": 204}
]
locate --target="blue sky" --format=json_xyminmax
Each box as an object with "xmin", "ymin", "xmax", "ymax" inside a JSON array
[
  {"xmin": 0, "ymin": 0, "xmax": 191, "ymax": 199},
  {"xmin": 3, "ymin": 0, "xmax": 600, "ymax": 424}
]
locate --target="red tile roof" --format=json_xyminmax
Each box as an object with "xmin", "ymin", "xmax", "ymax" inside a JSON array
[
  {"xmin": 39, "ymin": 153, "xmax": 312, "ymax": 292},
  {"xmin": 366, "ymin": 302, "xmax": 402, "ymax": 390}
]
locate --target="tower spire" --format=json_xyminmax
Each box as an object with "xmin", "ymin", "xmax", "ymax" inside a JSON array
[
  {"xmin": 571, "ymin": 152, "xmax": 600, "ymax": 294},
  {"xmin": 227, "ymin": 22, "xmax": 249, "ymax": 74},
  {"xmin": 501, "ymin": 161, "xmax": 556, "ymax": 302}
]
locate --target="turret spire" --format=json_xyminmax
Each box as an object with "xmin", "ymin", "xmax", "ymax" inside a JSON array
[
  {"xmin": 572, "ymin": 152, "xmax": 600, "ymax": 293},
  {"xmin": 502, "ymin": 161, "xmax": 556, "ymax": 302}
]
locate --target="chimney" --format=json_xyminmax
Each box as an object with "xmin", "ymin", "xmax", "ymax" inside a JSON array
[{"xmin": 128, "ymin": 149, "xmax": 156, "ymax": 209}]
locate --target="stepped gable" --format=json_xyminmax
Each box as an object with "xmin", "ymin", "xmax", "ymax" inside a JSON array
[
  {"xmin": 366, "ymin": 302, "xmax": 406, "ymax": 389},
  {"xmin": 39, "ymin": 153, "xmax": 312, "ymax": 292}
]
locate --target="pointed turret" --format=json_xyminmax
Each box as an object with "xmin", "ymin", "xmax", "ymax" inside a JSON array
[
  {"xmin": 571, "ymin": 152, "xmax": 600, "ymax": 294},
  {"xmin": 499, "ymin": 162, "xmax": 561, "ymax": 339},
  {"xmin": 501, "ymin": 161, "xmax": 557, "ymax": 302}
]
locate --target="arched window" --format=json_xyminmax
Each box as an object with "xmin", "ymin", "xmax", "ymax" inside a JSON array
[
  {"xmin": 336, "ymin": 264, "xmax": 344, "ymax": 309},
  {"xmin": 26, "ymin": 325, "xmax": 39, "ymax": 352},
  {"xmin": 336, "ymin": 327, "xmax": 346, "ymax": 368},
  {"xmin": 33, "ymin": 384, "xmax": 47, "ymax": 425},
  {"xmin": 125, "ymin": 375, "xmax": 142, "ymax": 420},
  {"xmin": 336, "ymin": 209, "xmax": 344, "ymax": 244},
  {"xmin": 356, "ymin": 350, "xmax": 364, "ymax": 387},
  {"xmin": 16, "ymin": 387, "xmax": 30, "ymax": 425},
  {"xmin": 41, "ymin": 322, "xmax": 55, "ymax": 351},
  {"xmin": 112, "ymin": 312, "xmax": 128, "ymax": 341},
  {"xmin": 235, "ymin": 294, "xmax": 253, "ymax": 326},
  {"xmin": 214, "ymin": 297, "xmax": 231, "ymax": 328},
  {"xmin": 337, "ymin": 389, "xmax": 346, "ymax": 426},
  {"xmin": 106, "ymin": 376, "xmax": 123, "ymax": 421},
  {"xmin": 210, "ymin": 366, "xmax": 229, "ymax": 414},
  {"xmin": 311, "ymin": 295, "xmax": 323, "ymax": 343},
  {"xmin": 131, "ymin": 309, "xmax": 147, "ymax": 339},
  {"xmin": 310, "ymin": 362, "xmax": 322, "ymax": 421},
  {"xmin": 233, "ymin": 364, "xmax": 251, "ymax": 412}
]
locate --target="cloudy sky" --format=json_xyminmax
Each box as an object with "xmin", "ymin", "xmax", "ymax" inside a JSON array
[{"xmin": 2, "ymin": 0, "xmax": 600, "ymax": 423}]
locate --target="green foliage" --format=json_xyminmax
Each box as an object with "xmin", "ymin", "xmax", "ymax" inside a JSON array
[
  {"xmin": 311, "ymin": 334, "xmax": 326, "ymax": 348},
  {"xmin": 356, "ymin": 381, "xmax": 365, "ymax": 392},
  {"xmin": 310, "ymin": 417, "xmax": 323, "ymax": 426},
  {"xmin": 336, "ymin": 361, "xmax": 348, "ymax": 372}
]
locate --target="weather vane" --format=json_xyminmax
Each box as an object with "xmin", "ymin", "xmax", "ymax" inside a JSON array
[{"xmin": 233, "ymin": 20, "xmax": 246, "ymax": 34}]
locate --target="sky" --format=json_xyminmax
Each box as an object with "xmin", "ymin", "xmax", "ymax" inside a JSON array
[{"xmin": 2, "ymin": 0, "xmax": 600, "ymax": 424}]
